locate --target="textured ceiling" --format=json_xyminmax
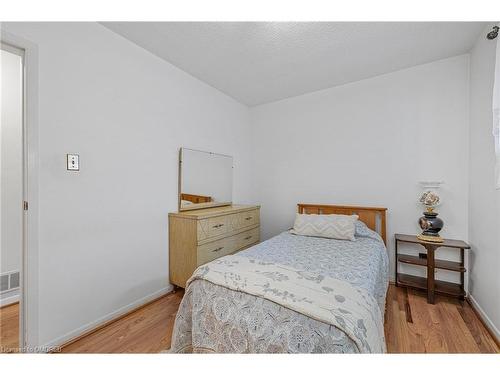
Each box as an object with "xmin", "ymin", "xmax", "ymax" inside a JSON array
[{"xmin": 102, "ymin": 22, "xmax": 486, "ymax": 106}]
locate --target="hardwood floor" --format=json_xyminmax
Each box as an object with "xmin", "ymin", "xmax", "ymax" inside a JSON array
[
  {"xmin": 61, "ymin": 291, "xmax": 183, "ymax": 353},
  {"xmin": 0, "ymin": 303, "xmax": 19, "ymax": 353},
  {"xmin": 1, "ymin": 285, "xmax": 498, "ymax": 353},
  {"xmin": 385, "ymin": 285, "xmax": 499, "ymax": 353}
]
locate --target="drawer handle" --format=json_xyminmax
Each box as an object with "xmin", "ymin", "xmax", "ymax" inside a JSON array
[
  {"xmin": 212, "ymin": 246, "xmax": 224, "ymax": 253},
  {"xmin": 213, "ymin": 223, "xmax": 224, "ymax": 228},
  {"xmin": 244, "ymin": 236, "xmax": 252, "ymax": 240},
  {"xmin": 245, "ymin": 217, "xmax": 252, "ymax": 221}
]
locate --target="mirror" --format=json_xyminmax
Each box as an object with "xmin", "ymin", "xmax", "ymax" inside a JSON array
[{"xmin": 179, "ymin": 148, "xmax": 233, "ymax": 211}]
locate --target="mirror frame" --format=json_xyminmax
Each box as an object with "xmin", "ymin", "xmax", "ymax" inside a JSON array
[{"xmin": 178, "ymin": 147, "xmax": 233, "ymax": 212}]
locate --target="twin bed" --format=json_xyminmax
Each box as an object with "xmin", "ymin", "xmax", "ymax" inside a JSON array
[{"xmin": 170, "ymin": 204, "xmax": 389, "ymax": 353}]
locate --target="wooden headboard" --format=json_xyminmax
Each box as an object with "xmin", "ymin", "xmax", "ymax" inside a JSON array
[
  {"xmin": 297, "ymin": 203, "xmax": 388, "ymax": 245},
  {"xmin": 181, "ymin": 193, "xmax": 212, "ymax": 204}
]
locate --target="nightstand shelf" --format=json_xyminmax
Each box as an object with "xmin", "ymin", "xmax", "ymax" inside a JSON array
[
  {"xmin": 397, "ymin": 273, "xmax": 465, "ymax": 298},
  {"xmin": 395, "ymin": 234, "xmax": 470, "ymax": 304},
  {"xmin": 397, "ymin": 254, "xmax": 466, "ymax": 272}
]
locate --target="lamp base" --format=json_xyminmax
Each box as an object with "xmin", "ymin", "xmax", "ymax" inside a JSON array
[
  {"xmin": 417, "ymin": 234, "xmax": 444, "ymax": 243},
  {"xmin": 418, "ymin": 210, "xmax": 444, "ymax": 242}
]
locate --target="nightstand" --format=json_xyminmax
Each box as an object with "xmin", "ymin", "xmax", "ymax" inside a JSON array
[{"xmin": 395, "ymin": 234, "xmax": 470, "ymax": 304}]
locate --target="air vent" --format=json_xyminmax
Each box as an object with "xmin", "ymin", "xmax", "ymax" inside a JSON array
[
  {"xmin": 0, "ymin": 271, "xmax": 20, "ymax": 293},
  {"xmin": 10, "ymin": 272, "xmax": 20, "ymax": 289},
  {"xmin": 0, "ymin": 275, "xmax": 8, "ymax": 292}
]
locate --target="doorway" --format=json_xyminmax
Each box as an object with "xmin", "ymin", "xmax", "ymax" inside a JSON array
[{"xmin": 0, "ymin": 42, "xmax": 24, "ymax": 353}]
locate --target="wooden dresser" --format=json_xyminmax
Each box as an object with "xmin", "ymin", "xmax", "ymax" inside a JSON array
[{"xmin": 169, "ymin": 204, "xmax": 260, "ymax": 288}]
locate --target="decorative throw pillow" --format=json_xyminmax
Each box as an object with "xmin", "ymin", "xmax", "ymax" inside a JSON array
[{"xmin": 290, "ymin": 213, "xmax": 358, "ymax": 241}]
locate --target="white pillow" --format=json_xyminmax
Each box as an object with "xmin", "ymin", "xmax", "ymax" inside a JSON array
[{"xmin": 290, "ymin": 213, "xmax": 359, "ymax": 241}]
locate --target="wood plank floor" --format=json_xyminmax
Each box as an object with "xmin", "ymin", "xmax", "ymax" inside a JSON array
[
  {"xmin": 385, "ymin": 285, "xmax": 498, "ymax": 353},
  {"xmin": 0, "ymin": 303, "xmax": 19, "ymax": 353},
  {"xmin": 1, "ymin": 285, "xmax": 498, "ymax": 353},
  {"xmin": 61, "ymin": 291, "xmax": 183, "ymax": 353}
]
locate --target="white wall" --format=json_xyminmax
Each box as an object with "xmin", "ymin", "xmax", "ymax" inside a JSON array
[
  {"xmin": 0, "ymin": 22, "xmax": 253, "ymax": 347},
  {"xmin": 250, "ymin": 55, "xmax": 470, "ymax": 285},
  {"xmin": 468, "ymin": 23, "xmax": 500, "ymax": 339},
  {"xmin": 0, "ymin": 49, "xmax": 23, "ymax": 304}
]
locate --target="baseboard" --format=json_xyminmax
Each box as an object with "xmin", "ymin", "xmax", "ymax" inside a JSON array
[
  {"xmin": 44, "ymin": 285, "xmax": 173, "ymax": 352},
  {"xmin": 0, "ymin": 294, "xmax": 19, "ymax": 308},
  {"xmin": 467, "ymin": 294, "xmax": 500, "ymax": 347}
]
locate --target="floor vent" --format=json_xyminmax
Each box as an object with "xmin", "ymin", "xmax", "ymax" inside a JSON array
[{"xmin": 0, "ymin": 271, "xmax": 20, "ymax": 294}]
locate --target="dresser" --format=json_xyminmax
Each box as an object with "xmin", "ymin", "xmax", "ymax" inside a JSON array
[{"xmin": 169, "ymin": 204, "xmax": 260, "ymax": 288}]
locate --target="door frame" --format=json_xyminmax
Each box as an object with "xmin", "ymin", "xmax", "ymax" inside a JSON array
[{"xmin": 1, "ymin": 29, "xmax": 39, "ymax": 350}]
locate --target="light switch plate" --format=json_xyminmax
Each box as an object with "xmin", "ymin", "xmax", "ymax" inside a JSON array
[{"xmin": 67, "ymin": 154, "xmax": 79, "ymax": 171}]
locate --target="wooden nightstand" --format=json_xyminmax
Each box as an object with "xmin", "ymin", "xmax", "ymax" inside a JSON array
[{"xmin": 395, "ymin": 234, "xmax": 470, "ymax": 304}]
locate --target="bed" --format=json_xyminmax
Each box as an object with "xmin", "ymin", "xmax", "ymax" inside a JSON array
[{"xmin": 170, "ymin": 204, "xmax": 389, "ymax": 353}]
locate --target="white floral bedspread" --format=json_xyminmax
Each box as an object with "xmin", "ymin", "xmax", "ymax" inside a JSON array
[
  {"xmin": 170, "ymin": 223, "xmax": 388, "ymax": 353},
  {"xmin": 185, "ymin": 255, "xmax": 384, "ymax": 353}
]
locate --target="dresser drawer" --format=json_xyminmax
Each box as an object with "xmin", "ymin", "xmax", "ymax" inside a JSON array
[
  {"xmin": 197, "ymin": 235, "xmax": 235, "ymax": 266},
  {"xmin": 208, "ymin": 215, "xmax": 228, "ymax": 237},
  {"xmin": 196, "ymin": 227, "xmax": 260, "ymax": 266},
  {"xmin": 233, "ymin": 226, "xmax": 260, "ymax": 249},
  {"xmin": 197, "ymin": 215, "xmax": 228, "ymax": 241},
  {"xmin": 236, "ymin": 209, "xmax": 260, "ymax": 230}
]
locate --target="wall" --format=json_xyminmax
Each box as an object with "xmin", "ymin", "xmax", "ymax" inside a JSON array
[
  {"xmin": 468, "ymin": 23, "xmax": 500, "ymax": 339},
  {"xmin": 0, "ymin": 22, "xmax": 253, "ymax": 347},
  {"xmin": 250, "ymin": 55, "xmax": 470, "ymax": 285},
  {"xmin": 0, "ymin": 49, "xmax": 23, "ymax": 305}
]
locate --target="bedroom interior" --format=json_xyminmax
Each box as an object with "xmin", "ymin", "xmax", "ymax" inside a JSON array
[{"xmin": 0, "ymin": 2, "xmax": 500, "ymax": 371}]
